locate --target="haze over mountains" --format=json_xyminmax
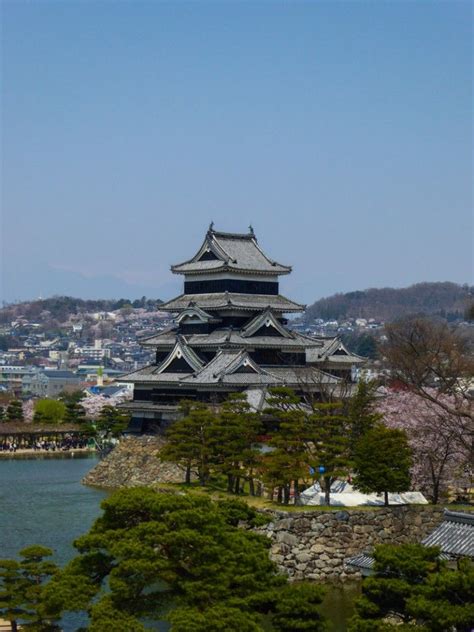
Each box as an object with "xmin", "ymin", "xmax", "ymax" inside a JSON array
[
  {"xmin": 1, "ymin": 282, "xmax": 472, "ymax": 325},
  {"xmin": 303, "ymin": 282, "xmax": 473, "ymax": 323}
]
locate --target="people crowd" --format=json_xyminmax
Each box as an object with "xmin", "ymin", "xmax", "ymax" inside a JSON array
[{"xmin": 0, "ymin": 435, "xmax": 91, "ymax": 453}]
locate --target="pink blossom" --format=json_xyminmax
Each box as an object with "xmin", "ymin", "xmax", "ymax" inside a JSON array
[
  {"xmin": 81, "ymin": 390, "xmax": 132, "ymax": 419},
  {"xmin": 22, "ymin": 399, "xmax": 35, "ymax": 423},
  {"xmin": 378, "ymin": 388, "xmax": 472, "ymax": 502}
]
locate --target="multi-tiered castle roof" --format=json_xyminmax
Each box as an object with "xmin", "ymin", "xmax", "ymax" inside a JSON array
[{"xmin": 123, "ymin": 225, "xmax": 364, "ymax": 430}]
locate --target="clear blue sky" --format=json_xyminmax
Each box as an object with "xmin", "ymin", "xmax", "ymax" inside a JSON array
[{"xmin": 2, "ymin": 1, "xmax": 472, "ymax": 304}]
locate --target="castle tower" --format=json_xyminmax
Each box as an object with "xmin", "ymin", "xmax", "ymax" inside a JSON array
[{"xmin": 122, "ymin": 226, "xmax": 364, "ymax": 432}]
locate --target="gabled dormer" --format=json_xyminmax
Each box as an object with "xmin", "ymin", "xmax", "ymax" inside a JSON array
[
  {"xmin": 175, "ymin": 305, "xmax": 219, "ymax": 325},
  {"xmin": 241, "ymin": 309, "xmax": 293, "ymax": 339},
  {"xmin": 158, "ymin": 338, "xmax": 205, "ymax": 374},
  {"xmin": 181, "ymin": 349, "xmax": 280, "ymax": 385},
  {"xmin": 227, "ymin": 352, "xmax": 261, "ymax": 374},
  {"xmin": 175, "ymin": 304, "xmax": 221, "ymax": 335}
]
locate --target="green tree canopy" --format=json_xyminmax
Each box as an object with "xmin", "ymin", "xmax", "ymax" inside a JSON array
[
  {"xmin": 6, "ymin": 400, "xmax": 23, "ymax": 422},
  {"xmin": 0, "ymin": 545, "xmax": 60, "ymax": 631},
  {"xmin": 63, "ymin": 400, "xmax": 86, "ymax": 425},
  {"xmin": 353, "ymin": 426, "xmax": 412, "ymax": 506},
  {"xmin": 58, "ymin": 390, "xmax": 86, "ymax": 405},
  {"xmin": 95, "ymin": 405, "xmax": 130, "ymax": 438},
  {"xmin": 347, "ymin": 380, "xmax": 382, "ymax": 456},
  {"xmin": 33, "ymin": 399, "xmax": 66, "ymax": 424},
  {"xmin": 263, "ymin": 388, "xmax": 309, "ymax": 504},
  {"xmin": 161, "ymin": 402, "xmax": 219, "ymax": 485},
  {"xmin": 350, "ymin": 544, "xmax": 474, "ymax": 631},
  {"xmin": 43, "ymin": 488, "xmax": 327, "ymax": 631},
  {"xmin": 212, "ymin": 393, "xmax": 263, "ymax": 495},
  {"xmin": 307, "ymin": 402, "xmax": 350, "ymax": 505}
]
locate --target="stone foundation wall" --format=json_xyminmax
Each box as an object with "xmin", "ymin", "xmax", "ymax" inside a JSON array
[
  {"xmin": 82, "ymin": 436, "xmax": 188, "ymax": 488},
  {"xmin": 254, "ymin": 506, "xmax": 450, "ymax": 581}
]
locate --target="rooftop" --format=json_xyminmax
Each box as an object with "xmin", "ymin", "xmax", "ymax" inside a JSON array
[
  {"xmin": 422, "ymin": 510, "xmax": 474, "ymax": 559},
  {"xmin": 160, "ymin": 292, "xmax": 305, "ymax": 313},
  {"xmin": 346, "ymin": 510, "xmax": 474, "ymax": 574},
  {"xmin": 171, "ymin": 225, "xmax": 292, "ymax": 276}
]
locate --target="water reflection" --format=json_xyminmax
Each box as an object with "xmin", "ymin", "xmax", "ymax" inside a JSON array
[{"xmin": 320, "ymin": 581, "xmax": 361, "ymax": 631}]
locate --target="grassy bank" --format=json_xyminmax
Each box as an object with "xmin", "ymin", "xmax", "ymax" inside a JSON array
[{"xmin": 151, "ymin": 480, "xmax": 471, "ymax": 513}]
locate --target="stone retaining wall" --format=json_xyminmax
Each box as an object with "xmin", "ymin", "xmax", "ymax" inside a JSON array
[
  {"xmin": 82, "ymin": 436, "xmax": 187, "ymax": 488},
  {"xmin": 253, "ymin": 506, "xmax": 450, "ymax": 581}
]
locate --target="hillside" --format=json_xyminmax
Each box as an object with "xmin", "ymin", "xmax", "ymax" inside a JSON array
[
  {"xmin": 0, "ymin": 295, "xmax": 163, "ymax": 325},
  {"xmin": 304, "ymin": 282, "xmax": 473, "ymax": 323}
]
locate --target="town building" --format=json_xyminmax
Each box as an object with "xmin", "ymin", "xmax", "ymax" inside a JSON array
[
  {"xmin": 0, "ymin": 366, "xmax": 37, "ymax": 394},
  {"xmin": 26, "ymin": 369, "xmax": 82, "ymax": 398},
  {"xmin": 122, "ymin": 225, "xmax": 365, "ymax": 431}
]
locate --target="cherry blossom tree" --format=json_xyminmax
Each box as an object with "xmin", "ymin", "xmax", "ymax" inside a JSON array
[
  {"xmin": 22, "ymin": 399, "xmax": 35, "ymax": 423},
  {"xmin": 378, "ymin": 388, "xmax": 472, "ymax": 503},
  {"xmin": 81, "ymin": 391, "xmax": 132, "ymax": 420}
]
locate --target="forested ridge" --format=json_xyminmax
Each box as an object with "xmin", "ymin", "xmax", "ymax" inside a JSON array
[
  {"xmin": 304, "ymin": 282, "xmax": 473, "ymax": 322},
  {"xmin": 0, "ymin": 295, "xmax": 163, "ymax": 324}
]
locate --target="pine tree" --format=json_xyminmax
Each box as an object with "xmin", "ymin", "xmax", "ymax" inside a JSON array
[
  {"xmin": 63, "ymin": 401, "xmax": 86, "ymax": 425},
  {"xmin": 353, "ymin": 426, "xmax": 412, "ymax": 506},
  {"xmin": 350, "ymin": 543, "xmax": 474, "ymax": 631},
  {"xmin": 95, "ymin": 405, "xmax": 129, "ymax": 437},
  {"xmin": 407, "ymin": 557, "xmax": 474, "ymax": 632},
  {"xmin": 270, "ymin": 583, "xmax": 327, "ymax": 632},
  {"xmin": 307, "ymin": 402, "xmax": 350, "ymax": 505},
  {"xmin": 263, "ymin": 389, "xmax": 308, "ymax": 504},
  {"xmin": 42, "ymin": 488, "xmax": 328, "ymax": 631},
  {"xmin": 213, "ymin": 393, "xmax": 262, "ymax": 495},
  {"xmin": 347, "ymin": 380, "xmax": 382, "ymax": 456},
  {"xmin": 161, "ymin": 402, "xmax": 218, "ymax": 485},
  {"xmin": 6, "ymin": 400, "xmax": 24, "ymax": 422},
  {"xmin": 0, "ymin": 545, "xmax": 60, "ymax": 631}
]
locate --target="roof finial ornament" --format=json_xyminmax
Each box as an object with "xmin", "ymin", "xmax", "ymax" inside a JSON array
[
  {"xmin": 209, "ymin": 221, "xmax": 214, "ymax": 232},
  {"xmin": 248, "ymin": 224, "xmax": 254, "ymax": 235}
]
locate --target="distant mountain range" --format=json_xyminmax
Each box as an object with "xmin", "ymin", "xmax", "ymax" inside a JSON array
[
  {"xmin": 0, "ymin": 296, "xmax": 163, "ymax": 325},
  {"xmin": 2, "ymin": 282, "xmax": 472, "ymax": 327},
  {"xmin": 304, "ymin": 282, "xmax": 473, "ymax": 323}
]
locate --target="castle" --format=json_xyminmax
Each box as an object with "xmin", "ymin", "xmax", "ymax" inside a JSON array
[{"xmin": 123, "ymin": 225, "xmax": 364, "ymax": 431}]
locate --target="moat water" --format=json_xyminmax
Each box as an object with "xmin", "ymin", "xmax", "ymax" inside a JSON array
[{"xmin": 0, "ymin": 457, "xmax": 358, "ymax": 631}]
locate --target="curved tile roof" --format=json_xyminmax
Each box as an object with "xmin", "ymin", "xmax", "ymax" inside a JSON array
[
  {"xmin": 181, "ymin": 350, "xmax": 282, "ymax": 385},
  {"xmin": 160, "ymin": 292, "xmax": 305, "ymax": 313},
  {"xmin": 171, "ymin": 227, "xmax": 291, "ymax": 276},
  {"xmin": 140, "ymin": 328, "xmax": 323, "ymax": 349},
  {"xmin": 422, "ymin": 510, "xmax": 474, "ymax": 558}
]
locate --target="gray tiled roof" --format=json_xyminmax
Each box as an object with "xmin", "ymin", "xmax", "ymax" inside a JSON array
[
  {"xmin": 43, "ymin": 370, "xmax": 79, "ymax": 379},
  {"xmin": 120, "ymin": 350, "xmax": 283, "ymax": 387},
  {"xmin": 345, "ymin": 553, "xmax": 375, "ymax": 571},
  {"xmin": 119, "ymin": 365, "xmax": 190, "ymax": 383},
  {"xmin": 422, "ymin": 510, "xmax": 474, "ymax": 558},
  {"xmin": 171, "ymin": 228, "xmax": 291, "ymax": 276},
  {"xmin": 321, "ymin": 355, "xmax": 366, "ymax": 364},
  {"xmin": 140, "ymin": 328, "xmax": 323, "ymax": 349},
  {"xmin": 175, "ymin": 305, "xmax": 220, "ymax": 323},
  {"xmin": 241, "ymin": 308, "xmax": 292, "ymax": 338},
  {"xmin": 181, "ymin": 350, "xmax": 282, "ymax": 385},
  {"xmin": 307, "ymin": 337, "xmax": 366, "ymax": 365},
  {"xmin": 262, "ymin": 366, "xmax": 341, "ymax": 385},
  {"xmin": 161, "ymin": 337, "xmax": 205, "ymax": 372},
  {"xmin": 160, "ymin": 292, "xmax": 305, "ymax": 313}
]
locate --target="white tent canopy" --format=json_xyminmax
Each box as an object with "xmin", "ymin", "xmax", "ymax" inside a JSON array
[{"xmin": 299, "ymin": 481, "xmax": 428, "ymax": 507}]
